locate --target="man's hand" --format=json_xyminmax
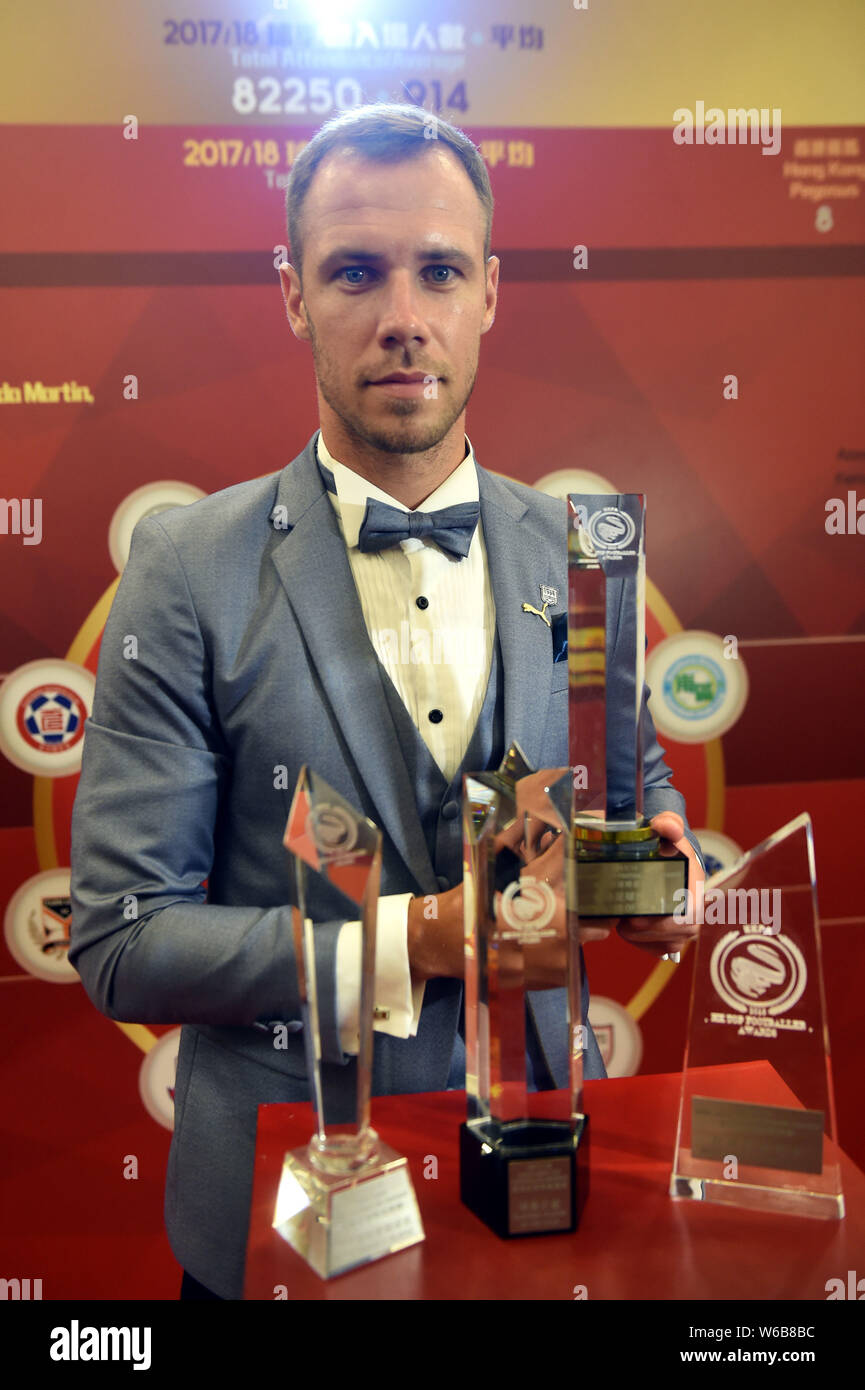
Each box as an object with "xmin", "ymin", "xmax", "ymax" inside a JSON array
[
  {"xmin": 407, "ymin": 883, "xmax": 464, "ymax": 981},
  {"xmin": 405, "ymin": 809, "xmax": 703, "ymax": 984},
  {"xmin": 500, "ymin": 805, "xmax": 704, "ymax": 965},
  {"xmin": 407, "ymin": 875, "xmax": 574, "ymax": 991},
  {"xmin": 503, "ymin": 769, "xmax": 615, "ymax": 951},
  {"xmin": 613, "ymin": 811, "xmax": 703, "ymax": 958}
]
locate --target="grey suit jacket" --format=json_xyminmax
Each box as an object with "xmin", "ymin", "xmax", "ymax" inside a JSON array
[{"xmin": 69, "ymin": 432, "xmax": 699, "ymax": 1297}]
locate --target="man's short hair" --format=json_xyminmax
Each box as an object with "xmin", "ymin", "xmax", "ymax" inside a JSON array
[{"xmin": 285, "ymin": 103, "xmax": 494, "ymax": 281}]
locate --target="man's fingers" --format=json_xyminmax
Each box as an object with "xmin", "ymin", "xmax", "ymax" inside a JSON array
[
  {"xmin": 649, "ymin": 811, "xmax": 685, "ymax": 848},
  {"xmin": 616, "ymin": 913, "xmax": 699, "ymax": 956},
  {"xmin": 627, "ymin": 938, "xmax": 684, "ymax": 958}
]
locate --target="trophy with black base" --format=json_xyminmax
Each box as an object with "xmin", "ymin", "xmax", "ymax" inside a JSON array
[
  {"xmin": 567, "ymin": 493, "xmax": 690, "ymax": 916},
  {"xmin": 272, "ymin": 767, "xmax": 425, "ymax": 1277},
  {"xmin": 460, "ymin": 743, "xmax": 589, "ymax": 1238}
]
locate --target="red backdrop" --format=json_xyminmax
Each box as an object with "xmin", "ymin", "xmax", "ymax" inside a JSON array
[{"xmin": 1, "ymin": 15, "xmax": 863, "ymax": 1300}]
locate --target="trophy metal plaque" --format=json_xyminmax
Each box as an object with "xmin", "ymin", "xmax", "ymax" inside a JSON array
[
  {"xmin": 670, "ymin": 813, "xmax": 844, "ymax": 1219},
  {"xmin": 460, "ymin": 743, "xmax": 590, "ymax": 1238},
  {"xmin": 567, "ymin": 493, "xmax": 689, "ymax": 916},
  {"xmin": 273, "ymin": 767, "xmax": 425, "ymax": 1277}
]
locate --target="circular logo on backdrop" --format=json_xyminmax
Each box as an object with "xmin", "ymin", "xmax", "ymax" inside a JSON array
[
  {"xmin": 498, "ymin": 876, "xmax": 557, "ymax": 940},
  {"xmin": 4, "ymin": 868, "xmax": 79, "ymax": 983},
  {"xmin": 664, "ymin": 654, "xmax": 724, "ymax": 715},
  {"xmin": 17, "ymin": 683, "xmax": 86, "ymax": 755},
  {"xmin": 587, "ymin": 996, "xmax": 643, "ymax": 1077},
  {"xmin": 692, "ymin": 829, "xmax": 745, "ymax": 880},
  {"xmin": 305, "ymin": 803, "xmax": 358, "ymax": 858},
  {"xmin": 108, "ymin": 481, "xmax": 206, "ymax": 573},
  {"xmin": 533, "ymin": 468, "xmax": 618, "ymax": 500},
  {"xmin": 646, "ymin": 632, "xmax": 748, "ymax": 744},
  {"xmin": 138, "ymin": 1027, "xmax": 182, "ymax": 1130},
  {"xmin": 710, "ymin": 932, "xmax": 807, "ymax": 1017},
  {"xmin": 0, "ymin": 659, "xmax": 95, "ymax": 776}
]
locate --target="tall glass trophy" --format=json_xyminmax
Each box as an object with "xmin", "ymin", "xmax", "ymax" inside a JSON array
[
  {"xmin": 460, "ymin": 743, "xmax": 590, "ymax": 1238},
  {"xmin": 272, "ymin": 767, "xmax": 425, "ymax": 1277},
  {"xmin": 670, "ymin": 813, "xmax": 844, "ymax": 1218},
  {"xmin": 567, "ymin": 494, "xmax": 690, "ymax": 915}
]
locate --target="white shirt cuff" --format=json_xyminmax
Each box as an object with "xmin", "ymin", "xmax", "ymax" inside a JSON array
[{"xmin": 336, "ymin": 893, "xmax": 426, "ymax": 1055}]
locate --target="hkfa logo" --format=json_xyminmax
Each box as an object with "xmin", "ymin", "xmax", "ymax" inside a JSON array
[
  {"xmin": 16, "ymin": 684, "xmax": 86, "ymax": 754},
  {"xmin": 499, "ymin": 876, "xmax": 556, "ymax": 942},
  {"xmin": 710, "ymin": 932, "xmax": 807, "ymax": 1017},
  {"xmin": 305, "ymin": 804, "xmax": 358, "ymax": 860},
  {"xmin": 584, "ymin": 507, "xmax": 636, "ymax": 558},
  {"xmin": 663, "ymin": 654, "xmax": 726, "ymax": 720}
]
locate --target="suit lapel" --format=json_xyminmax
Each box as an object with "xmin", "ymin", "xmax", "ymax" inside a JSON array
[
  {"xmin": 478, "ymin": 468, "xmax": 565, "ymax": 771},
  {"xmin": 269, "ymin": 438, "xmax": 438, "ymax": 891}
]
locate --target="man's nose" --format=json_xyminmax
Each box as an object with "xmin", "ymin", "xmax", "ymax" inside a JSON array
[{"xmin": 376, "ymin": 270, "xmax": 429, "ymax": 345}]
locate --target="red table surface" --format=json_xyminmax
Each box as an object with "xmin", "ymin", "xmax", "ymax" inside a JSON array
[{"xmin": 244, "ymin": 1067, "xmax": 865, "ymax": 1301}]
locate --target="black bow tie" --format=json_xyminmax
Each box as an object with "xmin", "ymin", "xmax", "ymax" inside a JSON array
[{"xmin": 357, "ymin": 498, "xmax": 480, "ymax": 559}]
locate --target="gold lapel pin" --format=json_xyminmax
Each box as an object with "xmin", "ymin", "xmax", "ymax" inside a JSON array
[{"xmin": 522, "ymin": 584, "xmax": 558, "ymax": 629}]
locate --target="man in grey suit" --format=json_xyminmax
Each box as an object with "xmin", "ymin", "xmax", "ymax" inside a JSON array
[{"xmin": 70, "ymin": 104, "xmax": 702, "ymax": 1300}]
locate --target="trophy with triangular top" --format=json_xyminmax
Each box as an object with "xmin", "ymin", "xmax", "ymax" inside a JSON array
[
  {"xmin": 460, "ymin": 743, "xmax": 590, "ymax": 1237},
  {"xmin": 272, "ymin": 767, "xmax": 425, "ymax": 1277},
  {"xmin": 670, "ymin": 813, "xmax": 844, "ymax": 1219}
]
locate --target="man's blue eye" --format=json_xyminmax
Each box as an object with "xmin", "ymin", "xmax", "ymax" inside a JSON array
[{"xmin": 339, "ymin": 266, "xmax": 458, "ymax": 284}]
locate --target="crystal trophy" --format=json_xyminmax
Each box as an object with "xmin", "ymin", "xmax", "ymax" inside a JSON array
[
  {"xmin": 460, "ymin": 743, "xmax": 590, "ymax": 1238},
  {"xmin": 670, "ymin": 813, "xmax": 844, "ymax": 1218},
  {"xmin": 567, "ymin": 493, "xmax": 689, "ymax": 915},
  {"xmin": 272, "ymin": 767, "xmax": 425, "ymax": 1277}
]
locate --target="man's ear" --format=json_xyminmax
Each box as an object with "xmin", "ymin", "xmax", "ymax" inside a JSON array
[
  {"xmin": 279, "ymin": 262, "xmax": 311, "ymax": 342},
  {"xmin": 481, "ymin": 254, "xmax": 499, "ymax": 336}
]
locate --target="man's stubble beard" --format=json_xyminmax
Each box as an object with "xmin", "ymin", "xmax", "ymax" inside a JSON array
[{"xmin": 306, "ymin": 309, "xmax": 479, "ymax": 457}]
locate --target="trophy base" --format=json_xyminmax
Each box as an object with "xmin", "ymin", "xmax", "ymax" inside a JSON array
[
  {"xmin": 576, "ymin": 851, "xmax": 689, "ymax": 917},
  {"xmin": 272, "ymin": 1140, "xmax": 425, "ymax": 1279},
  {"xmin": 670, "ymin": 1152, "xmax": 845, "ymax": 1220},
  {"xmin": 460, "ymin": 1115, "xmax": 589, "ymax": 1238}
]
